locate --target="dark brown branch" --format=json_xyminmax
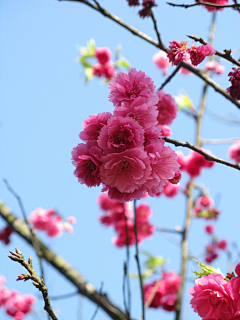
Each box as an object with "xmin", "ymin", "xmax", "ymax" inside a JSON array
[
  {"xmin": 9, "ymin": 249, "xmax": 58, "ymax": 320},
  {"xmin": 158, "ymin": 64, "xmax": 181, "ymax": 90},
  {"xmin": 150, "ymin": 10, "xmax": 166, "ymax": 51},
  {"xmin": 163, "ymin": 137, "xmax": 240, "ymax": 171},
  {"xmin": 187, "ymin": 35, "xmax": 240, "ymax": 68},
  {"xmin": 59, "ymin": 0, "xmax": 240, "ymax": 110},
  {"xmin": 0, "ymin": 201, "xmax": 127, "ymax": 320},
  {"xmin": 167, "ymin": 1, "xmax": 240, "ymax": 9}
]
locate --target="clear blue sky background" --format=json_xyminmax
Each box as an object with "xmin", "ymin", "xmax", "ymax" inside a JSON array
[{"xmin": 1, "ymin": 1, "xmax": 240, "ymax": 320}]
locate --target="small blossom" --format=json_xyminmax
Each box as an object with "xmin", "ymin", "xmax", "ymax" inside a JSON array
[
  {"xmin": 159, "ymin": 125, "xmax": 172, "ymax": 137},
  {"xmin": 195, "ymin": 0, "xmax": 229, "ymax": 12},
  {"xmin": 205, "ymin": 224, "xmax": 215, "ymax": 234},
  {"xmin": 67, "ymin": 216, "xmax": 77, "ymax": 224},
  {"xmin": 169, "ymin": 171, "xmax": 181, "ymax": 184},
  {"xmin": 152, "ymin": 50, "xmax": 172, "ymax": 76},
  {"xmin": 0, "ymin": 226, "xmax": 13, "ymax": 245},
  {"xmin": 127, "ymin": 0, "xmax": 140, "ymax": 5},
  {"xmin": 138, "ymin": 0, "xmax": 157, "ymax": 18},
  {"xmin": 163, "ymin": 182, "xmax": 180, "ymax": 198},
  {"xmin": 95, "ymin": 47, "xmax": 111, "ymax": 65},
  {"xmin": 167, "ymin": 41, "xmax": 188, "ymax": 66},
  {"xmin": 229, "ymin": 140, "xmax": 240, "ymax": 162},
  {"xmin": 217, "ymin": 239, "xmax": 228, "ymax": 250},
  {"xmin": 187, "ymin": 43, "xmax": 216, "ymax": 66},
  {"xmin": 156, "ymin": 90, "xmax": 178, "ymax": 126}
]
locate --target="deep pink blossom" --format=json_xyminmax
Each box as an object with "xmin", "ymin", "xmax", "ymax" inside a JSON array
[
  {"xmin": 156, "ymin": 90, "xmax": 177, "ymax": 126},
  {"xmin": 144, "ymin": 127, "xmax": 161, "ymax": 147},
  {"xmin": 235, "ymin": 262, "xmax": 240, "ymax": 276},
  {"xmin": 0, "ymin": 226, "xmax": 13, "ymax": 245},
  {"xmin": 79, "ymin": 112, "xmax": 112, "ymax": 142},
  {"xmin": 176, "ymin": 150, "xmax": 188, "ymax": 171},
  {"xmin": 72, "ymin": 141, "xmax": 103, "ymax": 187},
  {"xmin": 205, "ymin": 224, "xmax": 215, "ymax": 234},
  {"xmin": 29, "ymin": 207, "xmax": 55, "ymax": 230},
  {"xmin": 98, "ymin": 116, "xmax": 144, "ymax": 153},
  {"xmin": 217, "ymin": 239, "xmax": 228, "ymax": 250},
  {"xmin": 205, "ymin": 251, "xmax": 218, "ymax": 263},
  {"xmin": 138, "ymin": 0, "xmax": 157, "ymax": 18},
  {"xmin": 145, "ymin": 140, "xmax": 180, "ymax": 196},
  {"xmin": 95, "ymin": 47, "xmax": 111, "ymax": 65},
  {"xmin": 104, "ymin": 185, "xmax": 147, "ymax": 202},
  {"xmin": 205, "ymin": 61, "xmax": 225, "ymax": 75},
  {"xmin": 127, "ymin": 0, "xmax": 140, "ymax": 6},
  {"xmin": 108, "ymin": 68, "xmax": 158, "ymax": 107},
  {"xmin": 169, "ymin": 171, "xmax": 181, "ymax": 185},
  {"xmin": 186, "ymin": 150, "xmax": 215, "ymax": 177},
  {"xmin": 100, "ymin": 148, "xmax": 151, "ymax": 194},
  {"xmin": 135, "ymin": 203, "xmax": 152, "ymax": 222},
  {"xmin": 46, "ymin": 215, "xmax": 63, "ymax": 237},
  {"xmin": 167, "ymin": 41, "xmax": 188, "ymax": 66},
  {"xmin": 199, "ymin": 195, "xmax": 213, "ymax": 207},
  {"xmin": 159, "ymin": 125, "xmax": 172, "ymax": 137},
  {"xmin": 229, "ymin": 141, "xmax": 240, "ymax": 162},
  {"xmin": 189, "ymin": 273, "xmax": 235, "ymax": 320},
  {"xmin": 92, "ymin": 63, "xmax": 105, "ymax": 77},
  {"xmin": 143, "ymin": 280, "xmax": 164, "ymax": 308},
  {"xmin": 103, "ymin": 62, "xmax": 116, "ymax": 79},
  {"xmin": 152, "ymin": 50, "xmax": 171, "ymax": 76},
  {"xmin": 163, "ymin": 182, "xmax": 180, "ymax": 197},
  {"xmin": 195, "ymin": 0, "xmax": 229, "ymax": 11},
  {"xmin": 187, "ymin": 43, "xmax": 216, "ymax": 66},
  {"xmin": 112, "ymin": 221, "xmax": 137, "ymax": 247}
]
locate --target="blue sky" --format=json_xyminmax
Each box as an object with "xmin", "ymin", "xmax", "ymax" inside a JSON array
[{"xmin": 1, "ymin": 1, "xmax": 240, "ymax": 320}]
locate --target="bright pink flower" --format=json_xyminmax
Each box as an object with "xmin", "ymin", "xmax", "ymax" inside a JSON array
[
  {"xmin": 14, "ymin": 311, "xmax": 25, "ymax": 320},
  {"xmin": 95, "ymin": 47, "xmax": 111, "ymax": 65},
  {"xmin": 71, "ymin": 141, "xmax": 103, "ymax": 187},
  {"xmin": 137, "ymin": 220, "xmax": 155, "ymax": 240},
  {"xmin": 205, "ymin": 224, "xmax": 215, "ymax": 234},
  {"xmin": 143, "ymin": 280, "xmax": 164, "ymax": 308},
  {"xmin": 145, "ymin": 140, "xmax": 180, "ymax": 196},
  {"xmin": 163, "ymin": 182, "xmax": 180, "ymax": 197},
  {"xmin": 103, "ymin": 62, "xmax": 116, "ymax": 79},
  {"xmin": 189, "ymin": 273, "xmax": 235, "ymax": 320},
  {"xmin": 97, "ymin": 192, "xmax": 121, "ymax": 211},
  {"xmin": 195, "ymin": 0, "xmax": 229, "ymax": 11},
  {"xmin": 235, "ymin": 262, "xmax": 240, "ymax": 276},
  {"xmin": 229, "ymin": 141, "xmax": 240, "ymax": 162},
  {"xmin": 104, "ymin": 185, "xmax": 147, "ymax": 202},
  {"xmin": 186, "ymin": 150, "xmax": 214, "ymax": 177},
  {"xmin": 152, "ymin": 50, "xmax": 171, "ymax": 76},
  {"xmin": 215, "ymin": 63, "xmax": 225, "ymax": 74},
  {"xmin": 92, "ymin": 63, "xmax": 105, "ymax": 77},
  {"xmin": 217, "ymin": 239, "xmax": 228, "ymax": 250},
  {"xmin": 187, "ymin": 44, "xmax": 216, "ymax": 66},
  {"xmin": 46, "ymin": 215, "xmax": 63, "ymax": 237},
  {"xmin": 167, "ymin": 40, "xmax": 188, "ymax": 66},
  {"xmin": 162, "ymin": 271, "xmax": 181, "ymax": 294},
  {"xmin": 0, "ymin": 226, "xmax": 13, "ymax": 245},
  {"xmin": 98, "ymin": 116, "xmax": 144, "ymax": 153},
  {"xmin": 29, "ymin": 207, "xmax": 55, "ymax": 230},
  {"xmin": 199, "ymin": 195, "xmax": 213, "ymax": 207},
  {"xmin": 108, "ymin": 68, "xmax": 158, "ymax": 107},
  {"xmin": 0, "ymin": 286, "xmax": 12, "ymax": 306},
  {"xmin": 67, "ymin": 216, "xmax": 77, "ymax": 224},
  {"xmin": 176, "ymin": 150, "xmax": 188, "ymax": 171},
  {"xmin": 156, "ymin": 90, "xmax": 177, "ymax": 126},
  {"xmin": 100, "ymin": 148, "xmax": 151, "ymax": 194},
  {"xmin": 159, "ymin": 125, "xmax": 172, "ymax": 137},
  {"xmin": 229, "ymin": 269, "xmax": 240, "ymax": 311},
  {"xmin": 144, "ymin": 127, "xmax": 161, "ymax": 147},
  {"xmin": 114, "ymin": 97, "xmax": 159, "ymax": 129},
  {"xmin": 112, "ymin": 221, "xmax": 136, "ymax": 247},
  {"xmin": 4, "ymin": 292, "xmax": 36, "ymax": 317},
  {"xmin": 205, "ymin": 251, "xmax": 218, "ymax": 263},
  {"xmin": 169, "ymin": 171, "xmax": 181, "ymax": 184},
  {"xmin": 79, "ymin": 112, "xmax": 112, "ymax": 142},
  {"xmin": 205, "ymin": 60, "xmax": 217, "ymax": 70},
  {"xmin": 135, "ymin": 203, "xmax": 152, "ymax": 222}
]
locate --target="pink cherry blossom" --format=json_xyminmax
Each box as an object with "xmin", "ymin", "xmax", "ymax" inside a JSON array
[
  {"xmin": 145, "ymin": 140, "xmax": 180, "ymax": 196},
  {"xmin": 108, "ymin": 68, "xmax": 158, "ymax": 107},
  {"xmin": 29, "ymin": 207, "xmax": 55, "ymax": 230},
  {"xmin": 217, "ymin": 239, "xmax": 228, "ymax": 250},
  {"xmin": 156, "ymin": 90, "xmax": 178, "ymax": 126},
  {"xmin": 205, "ymin": 60, "xmax": 216, "ymax": 70},
  {"xmin": 187, "ymin": 43, "xmax": 216, "ymax": 66},
  {"xmin": 135, "ymin": 203, "xmax": 152, "ymax": 222},
  {"xmin": 113, "ymin": 97, "xmax": 159, "ymax": 129},
  {"xmin": 199, "ymin": 195, "xmax": 213, "ymax": 207},
  {"xmin": 189, "ymin": 273, "xmax": 235, "ymax": 320},
  {"xmin": 169, "ymin": 171, "xmax": 181, "ymax": 184},
  {"xmin": 112, "ymin": 221, "xmax": 136, "ymax": 247},
  {"xmin": 0, "ymin": 275, "xmax": 6, "ymax": 286},
  {"xmin": 71, "ymin": 141, "xmax": 103, "ymax": 187},
  {"xmin": 205, "ymin": 251, "xmax": 218, "ymax": 263},
  {"xmin": 163, "ymin": 182, "xmax": 180, "ymax": 197},
  {"xmin": 138, "ymin": 0, "xmax": 157, "ymax": 18},
  {"xmin": 92, "ymin": 63, "xmax": 105, "ymax": 77},
  {"xmin": 67, "ymin": 216, "xmax": 77, "ymax": 224},
  {"xmin": 195, "ymin": 0, "xmax": 229, "ymax": 11},
  {"xmin": 205, "ymin": 224, "xmax": 215, "ymax": 234},
  {"xmin": 144, "ymin": 127, "xmax": 161, "ymax": 147},
  {"xmin": 100, "ymin": 148, "xmax": 151, "ymax": 194},
  {"xmin": 63, "ymin": 222, "xmax": 74, "ymax": 233},
  {"xmin": 46, "ymin": 215, "xmax": 63, "ymax": 237},
  {"xmin": 143, "ymin": 280, "xmax": 164, "ymax": 308},
  {"xmin": 79, "ymin": 112, "xmax": 112, "ymax": 142},
  {"xmin": 235, "ymin": 262, "xmax": 240, "ymax": 276},
  {"xmin": 98, "ymin": 116, "xmax": 144, "ymax": 153},
  {"xmin": 179, "ymin": 55, "xmax": 196, "ymax": 75},
  {"xmin": 152, "ymin": 50, "xmax": 171, "ymax": 76},
  {"xmin": 0, "ymin": 226, "xmax": 13, "ymax": 245},
  {"xmin": 215, "ymin": 63, "xmax": 225, "ymax": 74},
  {"xmin": 167, "ymin": 40, "xmax": 188, "ymax": 66},
  {"xmin": 95, "ymin": 47, "xmax": 111, "ymax": 65},
  {"xmin": 229, "ymin": 140, "xmax": 240, "ymax": 162},
  {"xmin": 102, "ymin": 62, "xmax": 116, "ymax": 79},
  {"xmin": 176, "ymin": 150, "xmax": 188, "ymax": 171},
  {"xmin": 159, "ymin": 125, "xmax": 172, "ymax": 137},
  {"xmin": 104, "ymin": 185, "xmax": 147, "ymax": 202},
  {"xmin": 127, "ymin": 0, "xmax": 140, "ymax": 6}
]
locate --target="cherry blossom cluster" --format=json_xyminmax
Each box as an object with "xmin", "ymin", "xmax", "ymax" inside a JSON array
[
  {"xmin": 167, "ymin": 41, "xmax": 216, "ymax": 67},
  {"xmin": 72, "ymin": 68, "xmax": 180, "ymax": 202},
  {"xmin": 193, "ymin": 195, "xmax": 220, "ymax": 219},
  {"xmin": 195, "ymin": 0, "xmax": 229, "ymax": 11},
  {"xmin": 0, "ymin": 275, "xmax": 36, "ymax": 320},
  {"xmin": 229, "ymin": 141, "xmax": 240, "ymax": 162},
  {"xmin": 126, "ymin": 0, "xmax": 157, "ymax": 18},
  {"xmin": 0, "ymin": 226, "xmax": 13, "ymax": 245},
  {"xmin": 190, "ymin": 262, "xmax": 240, "ymax": 320},
  {"xmin": 156, "ymin": 181, "xmax": 181, "ymax": 198},
  {"xmin": 97, "ymin": 192, "xmax": 155, "ymax": 247},
  {"xmin": 177, "ymin": 150, "xmax": 215, "ymax": 178},
  {"xmin": 205, "ymin": 60, "xmax": 225, "ymax": 74},
  {"xmin": 226, "ymin": 68, "xmax": 240, "ymax": 101},
  {"xmin": 92, "ymin": 47, "xmax": 116, "ymax": 80},
  {"xmin": 143, "ymin": 271, "xmax": 181, "ymax": 311},
  {"xmin": 152, "ymin": 50, "xmax": 195, "ymax": 76},
  {"xmin": 204, "ymin": 223, "xmax": 228, "ymax": 263},
  {"xmin": 29, "ymin": 207, "xmax": 76, "ymax": 237}
]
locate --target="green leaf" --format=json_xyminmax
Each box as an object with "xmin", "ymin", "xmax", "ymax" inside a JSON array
[
  {"xmin": 174, "ymin": 93, "xmax": 194, "ymax": 110},
  {"xmin": 87, "ymin": 39, "xmax": 96, "ymax": 57},
  {"xmin": 84, "ymin": 67, "xmax": 94, "ymax": 84},
  {"xmin": 114, "ymin": 58, "xmax": 131, "ymax": 70},
  {"xmin": 79, "ymin": 56, "xmax": 92, "ymax": 69},
  {"xmin": 192, "ymin": 259, "xmax": 224, "ymax": 279},
  {"xmin": 115, "ymin": 45, "xmax": 122, "ymax": 59}
]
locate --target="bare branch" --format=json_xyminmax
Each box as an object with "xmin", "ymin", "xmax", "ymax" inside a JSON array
[
  {"xmin": 9, "ymin": 249, "xmax": 58, "ymax": 320},
  {"xmin": 164, "ymin": 137, "xmax": 240, "ymax": 171},
  {"xmin": 155, "ymin": 226, "xmax": 183, "ymax": 234},
  {"xmin": 0, "ymin": 201, "xmax": 127, "ymax": 320},
  {"xmin": 158, "ymin": 64, "xmax": 181, "ymax": 90},
  {"xmin": 202, "ymin": 138, "xmax": 240, "ymax": 144},
  {"xmin": 167, "ymin": 1, "xmax": 240, "ymax": 9},
  {"xmin": 187, "ymin": 35, "xmax": 240, "ymax": 68}
]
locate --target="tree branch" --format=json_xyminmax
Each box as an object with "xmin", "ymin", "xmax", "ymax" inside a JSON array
[
  {"xmin": 187, "ymin": 35, "xmax": 240, "ymax": 68},
  {"xmin": 202, "ymin": 137, "xmax": 240, "ymax": 144},
  {"xmin": 0, "ymin": 200, "xmax": 127, "ymax": 320},
  {"xmin": 167, "ymin": 1, "xmax": 240, "ymax": 10}
]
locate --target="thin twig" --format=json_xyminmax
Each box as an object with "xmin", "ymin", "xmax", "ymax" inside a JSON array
[
  {"xmin": 133, "ymin": 199, "xmax": 145, "ymax": 320},
  {"xmin": 90, "ymin": 282, "xmax": 104, "ymax": 320},
  {"xmin": 49, "ymin": 291, "xmax": 79, "ymax": 300},
  {"xmin": 9, "ymin": 249, "xmax": 58, "ymax": 320},
  {"xmin": 60, "ymin": 0, "xmax": 240, "ymax": 110},
  {"xmin": 150, "ymin": 10, "xmax": 164, "ymax": 49},
  {"xmin": 3, "ymin": 179, "xmax": 45, "ymax": 280},
  {"xmin": 202, "ymin": 138, "xmax": 240, "ymax": 144},
  {"xmin": 158, "ymin": 65, "xmax": 181, "ymax": 90},
  {"xmin": 167, "ymin": 1, "xmax": 240, "ymax": 9},
  {"xmin": 155, "ymin": 226, "xmax": 183, "ymax": 234},
  {"xmin": 187, "ymin": 35, "xmax": 240, "ymax": 68},
  {"xmin": 0, "ymin": 201, "xmax": 127, "ymax": 320},
  {"xmin": 163, "ymin": 137, "xmax": 240, "ymax": 171},
  {"xmin": 206, "ymin": 108, "xmax": 240, "ymax": 126}
]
